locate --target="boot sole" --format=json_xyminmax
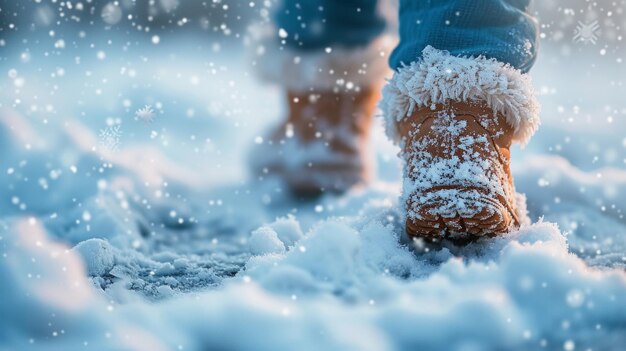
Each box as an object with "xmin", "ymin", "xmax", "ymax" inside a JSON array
[{"xmin": 405, "ymin": 185, "xmax": 519, "ymax": 242}]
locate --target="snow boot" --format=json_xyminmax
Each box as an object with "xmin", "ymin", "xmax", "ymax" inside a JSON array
[
  {"xmin": 250, "ymin": 87, "xmax": 379, "ymax": 195},
  {"xmin": 249, "ymin": 32, "xmax": 393, "ymax": 195},
  {"xmin": 381, "ymin": 47, "xmax": 540, "ymax": 241},
  {"xmin": 397, "ymin": 101, "xmax": 519, "ymax": 240}
]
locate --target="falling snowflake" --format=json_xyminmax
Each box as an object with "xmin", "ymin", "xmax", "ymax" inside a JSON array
[
  {"xmin": 99, "ymin": 124, "xmax": 122, "ymax": 152},
  {"xmin": 573, "ymin": 20, "xmax": 600, "ymax": 44},
  {"xmin": 101, "ymin": 3, "xmax": 122, "ymax": 25},
  {"xmin": 135, "ymin": 105, "xmax": 156, "ymax": 123}
]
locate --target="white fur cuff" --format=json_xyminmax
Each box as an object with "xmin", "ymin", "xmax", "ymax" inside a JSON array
[
  {"xmin": 249, "ymin": 26, "xmax": 394, "ymax": 91},
  {"xmin": 380, "ymin": 46, "xmax": 540, "ymax": 146}
]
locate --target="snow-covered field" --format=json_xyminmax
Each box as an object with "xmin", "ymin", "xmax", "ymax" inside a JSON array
[{"xmin": 2, "ymin": 3, "xmax": 626, "ymax": 350}]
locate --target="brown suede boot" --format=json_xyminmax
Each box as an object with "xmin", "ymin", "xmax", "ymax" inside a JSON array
[
  {"xmin": 250, "ymin": 86, "xmax": 380, "ymax": 195},
  {"xmin": 397, "ymin": 101, "xmax": 520, "ymax": 241},
  {"xmin": 249, "ymin": 31, "xmax": 393, "ymax": 195},
  {"xmin": 380, "ymin": 46, "xmax": 540, "ymax": 241}
]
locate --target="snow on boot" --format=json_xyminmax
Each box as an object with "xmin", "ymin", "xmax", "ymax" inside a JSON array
[
  {"xmin": 398, "ymin": 102, "xmax": 520, "ymax": 240},
  {"xmin": 381, "ymin": 47, "xmax": 540, "ymax": 241},
  {"xmin": 250, "ymin": 87, "xmax": 379, "ymax": 195}
]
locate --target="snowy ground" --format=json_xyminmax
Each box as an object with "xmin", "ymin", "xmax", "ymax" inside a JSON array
[{"xmin": 2, "ymin": 17, "xmax": 626, "ymax": 351}]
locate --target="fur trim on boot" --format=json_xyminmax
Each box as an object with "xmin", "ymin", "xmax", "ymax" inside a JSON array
[{"xmin": 380, "ymin": 46, "xmax": 540, "ymax": 146}]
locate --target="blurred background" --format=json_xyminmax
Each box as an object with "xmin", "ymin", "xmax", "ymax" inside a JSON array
[{"xmin": 1, "ymin": 0, "xmax": 623, "ymax": 169}]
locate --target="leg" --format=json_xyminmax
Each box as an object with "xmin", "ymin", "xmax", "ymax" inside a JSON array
[
  {"xmin": 274, "ymin": 0, "xmax": 386, "ymax": 51},
  {"xmin": 381, "ymin": 0, "xmax": 540, "ymax": 241},
  {"xmin": 250, "ymin": 0, "xmax": 393, "ymax": 195},
  {"xmin": 390, "ymin": 0, "xmax": 538, "ymax": 72},
  {"xmin": 252, "ymin": 0, "xmax": 393, "ymax": 91}
]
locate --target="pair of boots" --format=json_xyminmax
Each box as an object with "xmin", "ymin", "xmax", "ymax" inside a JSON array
[{"xmin": 251, "ymin": 46, "xmax": 539, "ymax": 242}]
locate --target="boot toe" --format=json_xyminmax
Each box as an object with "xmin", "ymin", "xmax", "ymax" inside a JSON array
[{"xmin": 406, "ymin": 187, "xmax": 517, "ymax": 242}]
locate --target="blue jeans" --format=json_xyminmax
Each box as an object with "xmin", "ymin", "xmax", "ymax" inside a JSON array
[{"xmin": 274, "ymin": 0, "xmax": 538, "ymax": 72}]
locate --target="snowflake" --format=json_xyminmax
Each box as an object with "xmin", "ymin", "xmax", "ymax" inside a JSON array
[
  {"xmin": 99, "ymin": 124, "xmax": 122, "ymax": 152},
  {"xmin": 101, "ymin": 2, "xmax": 123, "ymax": 25},
  {"xmin": 135, "ymin": 105, "xmax": 156, "ymax": 123},
  {"xmin": 573, "ymin": 20, "xmax": 600, "ymax": 45}
]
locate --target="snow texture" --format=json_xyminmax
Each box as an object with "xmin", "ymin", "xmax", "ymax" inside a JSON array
[
  {"xmin": 249, "ymin": 226, "xmax": 286, "ymax": 255},
  {"xmin": 381, "ymin": 46, "xmax": 541, "ymax": 146},
  {"xmin": 72, "ymin": 239, "xmax": 117, "ymax": 276}
]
